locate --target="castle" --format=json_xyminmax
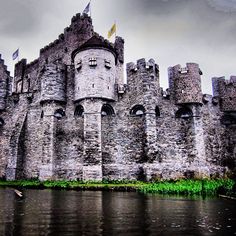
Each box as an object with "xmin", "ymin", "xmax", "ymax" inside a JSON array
[{"xmin": 0, "ymin": 14, "xmax": 235, "ymax": 181}]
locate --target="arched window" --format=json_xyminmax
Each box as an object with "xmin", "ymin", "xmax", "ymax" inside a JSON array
[
  {"xmin": 101, "ymin": 104, "xmax": 115, "ymax": 117},
  {"xmin": 54, "ymin": 109, "xmax": 65, "ymax": 120},
  {"xmin": 175, "ymin": 107, "xmax": 193, "ymax": 119},
  {"xmin": 130, "ymin": 105, "xmax": 145, "ymax": 116},
  {"xmin": 0, "ymin": 117, "xmax": 4, "ymax": 126},
  {"xmin": 74, "ymin": 105, "xmax": 84, "ymax": 117},
  {"xmin": 221, "ymin": 113, "xmax": 236, "ymax": 125},
  {"xmin": 155, "ymin": 106, "xmax": 160, "ymax": 117}
]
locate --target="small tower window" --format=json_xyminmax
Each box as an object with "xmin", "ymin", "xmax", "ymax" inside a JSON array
[
  {"xmin": 0, "ymin": 117, "xmax": 4, "ymax": 126},
  {"xmin": 54, "ymin": 109, "xmax": 65, "ymax": 120},
  {"xmin": 74, "ymin": 105, "xmax": 84, "ymax": 117},
  {"xmin": 104, "ymin": 59, "xmax": 111, "ymax": 69},
  {"xmin": 130, "ymin": 105, "xmax": 145, "ymax": 117},
  {"xmin": 155, "ymin": 106, "xmax": 160, "ymax": 117},
  {"xmin": 89, "ymin": 57, "xmax": 97, "ymax": 67},
  {"xmin": 41, "ymin": 111, "xmax": 44, "ymax": 119},
  {"xmin": 76, "ymin": 59, "xmax": 82, "ymax": 71},
  {"xmin": 101, "ymin": 104, "xmax": 115, "ymax": 117},
  {"xmin": 175, "ymin": 107, "xmax": 193, "ymax": 119}
]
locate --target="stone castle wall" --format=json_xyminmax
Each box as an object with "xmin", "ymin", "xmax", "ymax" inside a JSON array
[{"xmin": 0, "ymin": 14, "xmax": 235, "ymax": 181}]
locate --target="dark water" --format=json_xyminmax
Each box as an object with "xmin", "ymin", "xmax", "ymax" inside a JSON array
[{"xmin": 0, "ymin": 188, "xmax": 235, "ymax": 236}]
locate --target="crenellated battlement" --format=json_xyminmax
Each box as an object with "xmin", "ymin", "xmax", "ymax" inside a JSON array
[
  {"xmin": 212, "ymin": 76, "xmax": 236, "ymax": 112},
  {"xmin": 127, "ymin": 58, "xmax": 159, "ymax": 76},
  {"xmin": 168, "ymin": 63, "xmax": 202, "ymax": 105},
  {"xmin": 0, "ymin": 54, "xmax": 10, "ymax": 76},
  {"xmin": 39, "ymin": 13, "xmax": 93, "ymax": 62}
]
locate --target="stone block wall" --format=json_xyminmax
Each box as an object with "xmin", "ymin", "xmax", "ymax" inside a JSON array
[{"xmin": 0, "ymin": 13, "xmax": 235, "ymax": 181}]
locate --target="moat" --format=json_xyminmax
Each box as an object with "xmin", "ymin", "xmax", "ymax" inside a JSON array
[{"xmin": 0, "ymin": 189, "xmax": 235, "ymax": 236}]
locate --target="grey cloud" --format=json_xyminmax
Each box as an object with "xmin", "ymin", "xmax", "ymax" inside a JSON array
[
  {"xmin": 207, "ymin": 0, "xmax": 236, "ymax": 12},
  {"xmin": 0, "ymin": 0, "xmax": 235, "ymax": 94},
  {"xmin": 0, "ymin": 0, "xmax": 39, "ymax": 37}
]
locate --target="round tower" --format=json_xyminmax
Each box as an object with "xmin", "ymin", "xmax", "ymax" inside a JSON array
[
  {"xmin": 40, "ymin": 61, "xmax": 66, "ymax": 103},
  {"xmin": 168, "ymin": 63, "xmax": 202, "ymax": 104},
  {"xmin": 72, "ymin": 35, "xmax": 116, "ymax": 102}
]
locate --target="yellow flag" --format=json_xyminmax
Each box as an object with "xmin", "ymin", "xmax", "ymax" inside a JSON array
[{"xmin": 108, "ymin": 23, "xmax": 116, "ymax": 38}]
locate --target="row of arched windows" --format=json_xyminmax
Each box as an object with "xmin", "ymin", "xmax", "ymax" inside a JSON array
[{"xmin": 45, "ymin": 104, "xmax": 193, "ymax": 120}]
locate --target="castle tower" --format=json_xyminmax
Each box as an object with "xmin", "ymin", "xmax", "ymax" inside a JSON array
[
  {"xmin": 13, "ymin": 59, "xmax": 27, "ymax": 94},
  {"xmin": 212, "ymin": 76, "xmax": 236, "ymax": 112},
  {"xmin": 73, "ymin": 35, "xmax": 116, "ymax": 102},
  {"xmin": 168, "ymin": 63, "xmax": 202, "ymax": 105},
  {"xmin": 126, "ymin": 58, "xmax": 160, "ymax": 161},
  {"xmin": 39, "ymin": 60, "xmax": 66, "ymax": 180},
  {"xmin": 114, "ymin": 36, "xmax": 125, "ymax": 86},
  {"xmin": 0, "ymin": 55, "xmax": 11, "ymax": 110},
  {"xmin": 169, "ymin": 63, "xmax": 208, "ymax": 177},
  {"xmin": 72, "ymin": 35, "xmax": 118, "ymax": 180}
]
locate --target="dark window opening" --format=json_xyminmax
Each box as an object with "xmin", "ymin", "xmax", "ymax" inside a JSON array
[
  {"xmin": 54, "ymin": 109, "xmax": 65, "ymax": 120},
  {"xmin": 155, "ymin": 106, "xmax": 160, "ymax": 117},
  {"xmin": 221, "ymin": 113, "xmax": 236, "ymax": 125},
  {"xmin": 175, "ymin": 107, "xmax": 193, "ymax": 119},
  {"xmin": 101, "ymin": 104, "xmax": 115, "ymax": 117},
  {"xmin": 130, "ymin": 105, "xmax": 145, "ymax": 116},
  {"xmin": 184, "ymin": 171, "xmax": 195, "ymax": 179},
  {"xmin": 74, "ymin": 105, "xmax": 84, "ymax": 117},
  {"xmin": 0, "ymin": 117, "xmax": 4, "ymax": 126},
  {"xmin": 41, "ymin": 111, "xmax": 44, "ymax": 119}
]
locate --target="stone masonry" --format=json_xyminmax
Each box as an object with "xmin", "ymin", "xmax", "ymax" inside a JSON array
[{"xmin": 0, "ymin": 13, "xmax": 235, "ymax": 181}]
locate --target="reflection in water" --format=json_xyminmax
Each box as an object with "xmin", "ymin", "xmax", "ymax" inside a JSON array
[{"xmin": 0, "ymin": 188, "xmax": 235, "ymax": 236}]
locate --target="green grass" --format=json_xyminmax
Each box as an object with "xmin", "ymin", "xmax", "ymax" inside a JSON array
[
  {"xmin": 0, "ymin": 178, "xmax": 235, "ymax": 196},
  {"xmin": 139, "ymin": 179, "xmax": 235, "ymax": 195}
]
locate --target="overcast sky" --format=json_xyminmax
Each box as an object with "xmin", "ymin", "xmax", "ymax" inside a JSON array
[{"xmin": 0, "ymin": 0, "xmax": 236, "ymax": 94}]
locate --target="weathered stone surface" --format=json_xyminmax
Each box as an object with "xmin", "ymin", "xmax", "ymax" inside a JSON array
[{"xmin": 0, "ymin": 14, "xmax": 235, "ymax": 181}]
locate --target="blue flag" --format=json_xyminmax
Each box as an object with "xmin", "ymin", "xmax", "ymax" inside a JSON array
[
  {"xmin": 12, "ymin": 49, "xmax": 19, "ymax": 60},
  {"xmin": 83, "ymin": 2, "xmax": 90, "ymax": 14}
]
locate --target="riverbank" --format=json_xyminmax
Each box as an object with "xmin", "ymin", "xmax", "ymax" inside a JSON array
[{"xmin": 0, "ymin": 179, "xmax": 235, "ymax": 196}]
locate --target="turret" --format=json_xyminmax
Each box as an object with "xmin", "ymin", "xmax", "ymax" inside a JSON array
[
  {"xmin": 13, "ymin": 59, "xmax": 27, "ymax": 94},
  {"xmin": 212, "ymin": 76, "xmax": 236, "ymax": 112},
  {"xmin": 114, "ymin": 36, "xmax": 125, "ymax": 86},
  {"xmin": 0, "ymin": 54, "xmax": 11, "ymax": 110},
  {"xmin": 168, "ymin": 63, "xmax": 203, "ymax": 104},
  {"xmin": 72, "ymin": 35, "xmax": 117, "ymax": 102},
  {"xmin": 40, "ymin": 60, "xmax": 66, "ymax": 103},
  {"xmin": 126, "ymin": 58, "xmax": 160, "ymax": 106}
]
